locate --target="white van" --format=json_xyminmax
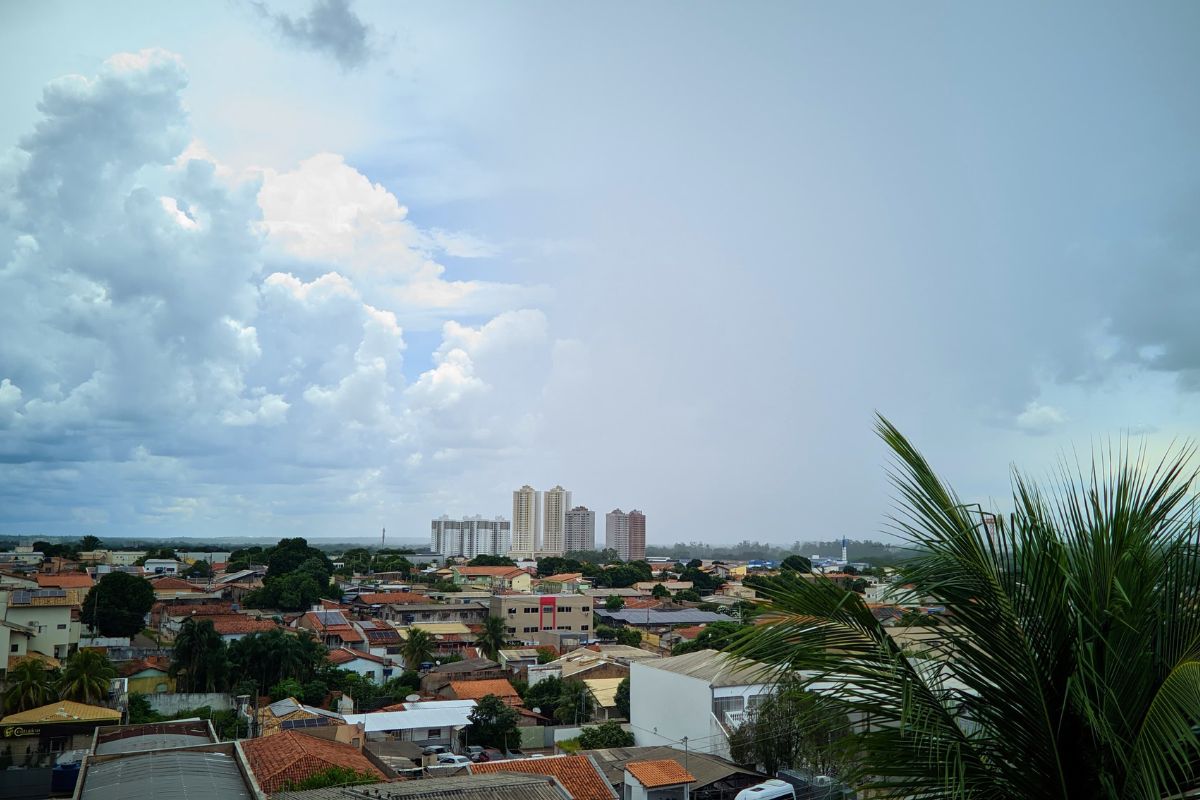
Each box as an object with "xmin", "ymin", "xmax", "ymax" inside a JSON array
[{"xmin": 735, "ymin": 780, "xmax": 797, "ymax": 800}]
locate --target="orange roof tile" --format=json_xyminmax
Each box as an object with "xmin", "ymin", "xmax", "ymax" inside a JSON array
[
  {"xmin": 673, "ymin": 625, "xmax": 707, "ymax": 640},
  {"xmin": 207, "ymin": 616, "xmax": 279, "ymax": 636},
  {"xmin": 327, "ymin": 647, "xmax": 391, "ymax": 666},
  {"xmin": 626, "ymin": 759, "xmax": 696, "ymax": 788},
  {"xmin": 542, "ymin": 572, "xmax": 584, "ymax": 582},
  {"xmin": 35, "ymin": 573, "xmax": 93, "ymax": 589},
  {"xmin": 448, "ymin": 678, "xmax": 521, "ymax": 701},
  {"xmin": 242, "ymin": 730, "xmax": 386, "ymax": 792},
  {"xmin": 472, "ymin": 755, "xmax": 613, "ymax": 800},
  {"xmin": 150, "ymin": 577, "xmax": 200, "ymax": 590}
]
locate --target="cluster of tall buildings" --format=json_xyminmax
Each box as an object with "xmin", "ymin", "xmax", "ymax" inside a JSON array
[
  {"xmin": 430, "ymin": 515, "xmax": 511, "ymax": 559},
  {"xmin": 605, "ymin": 508, "xmax": 646, "ymax": 562},
  {"xmin": 433, "ymin": 486, "xmax": 646, "ymax": 562}
]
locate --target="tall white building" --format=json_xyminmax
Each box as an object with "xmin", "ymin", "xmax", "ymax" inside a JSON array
[
  {"xmin": 511, "ymin": 485, "xmax": 542, "ymax": 560},
  {"xmin": 564, "ymin": 506, "xmax": 596, "ymax": 554},
  {"xmin": 540, "ymin": 486, "xmax": 572, "ymax": 557},
  {"xmin": 431, "ymin": 516, "xmax": 511, "ymax": 559},
  {"xmin": 606, "ymin": 509, "xmax": 630, "ymax": 561}
]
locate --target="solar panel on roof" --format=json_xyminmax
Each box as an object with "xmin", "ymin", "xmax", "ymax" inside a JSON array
[{"xmin": 280, "ymin": 717, "xmax": 332, "ymax": 730}]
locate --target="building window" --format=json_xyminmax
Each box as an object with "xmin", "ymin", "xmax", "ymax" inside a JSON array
[
  {"xmin": 581, "ymin": 606, "xmax": 590, "ymax": 613},
  {"xmin": 542, "ymin": 626, "xmax": 553, "ymax": 631},
  {"xmin": 524, "ymin": 607, "xmax": 537, "ymax": 614},
  {"xmin": 557, "ymin": 606, "xmax": 572, "ymax": 613},
  {"xmin": 713, "ymin": 696, "xmax": 745, "ymax": 717},
  {"xmin": 557, "ymin": 626, "xmax": 572, "ymax": 631},
  {"xmin": 428, "ymin": 728, "xmax": 442, "ymax": 739},
  {"xmin": 581, "ymin": 625, "xmax": 589, "ymax": 631},
  {"xmin": 524, "ymin": 626, "xmax": 537, "ymax": 633},
  {"xmin": 9, "ymin": 644, "xmax": 17, "ymax": 653},
  {"xmin": 507, "ymin": 607, "xmax": 517, "ymax": 614},
  {"xmin": 57, "ymin": 623, "xmax": 67, "ymax": 629}
]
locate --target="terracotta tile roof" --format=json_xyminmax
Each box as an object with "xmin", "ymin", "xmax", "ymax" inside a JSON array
[
  {"xmin": 1, "ymin": 701, "xmax": 121, "ymax": 724},
  {"xmin": 327, "ymin": 647, "xmax": 391, "ymax": 666},
  {"xmin": 119, "ymin": 656, "xmax": 171, "ymax": 676},
  {"xmin": 448, "ymin": 678, "xmax": 521, "ymax": 701},
  {"xmin": 542, "ymin": 572, "xmax": 584, "ymax": 582},
  {"xmin": 242, "ymin": 730, "xmax": 386, "ymax": 792},
  {"xmin": 207, "ymin": 616, "xmax": 279, "ymax": 636},
  {"xmin": 162, "ymin": 603, "xmax": 236, "ymax": 617},
  {"xmin": 673, "ymin": 625, "xmax": 707, "ymax": 640},
  {"xmin": 625, "ymin": 759, "xmax": 696, "ymax": 788},
  {"xmin": 472, "ymin": 755, "xmax": 614, "ymax": 800},
  {"xmin": 35, "ymin": 573, "xmax": 93, "ymax": 589}
]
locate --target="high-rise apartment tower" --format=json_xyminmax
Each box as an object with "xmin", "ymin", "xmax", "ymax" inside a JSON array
[{"xmin": 564, "ymin": 506, "xmax": 596, "ymax": 554}]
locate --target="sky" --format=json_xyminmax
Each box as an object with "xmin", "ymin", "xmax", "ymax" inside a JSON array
[{"xmin": 2, "ymin": 1, "xmax": 1200, "ymax": 545}]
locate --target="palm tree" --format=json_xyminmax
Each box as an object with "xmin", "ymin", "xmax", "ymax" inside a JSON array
[
  {"xmin": 477, "ymin": 616, "xmax": 509, "ymax": 661},
  {"xmin": 3, "ymin": 659, "xmax": 53, "ymax": 714},
  {"xmin": 170, "ymin": 618, "xmax": 228, "ymax": 692},
  {"xmin": 57, "ymin": 649, "xmax": 116, "ymax": 705},
  {"xmin": 402, "ymin": 628, "xmax": 434, "ymax": 670},
  {"xmin": 730, "ymin": 416, "xmax": 1200, "ymax": 799}
]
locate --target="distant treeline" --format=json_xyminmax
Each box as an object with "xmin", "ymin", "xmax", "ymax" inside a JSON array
[{"xmin": 644, "ymin": 539, "xmax": 919, "ymax": 565}]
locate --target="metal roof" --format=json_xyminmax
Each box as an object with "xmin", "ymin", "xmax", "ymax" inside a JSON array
[
  {"xmin": 596, "ymin": 609, "xmax": 729, "ymax": 625},
  {"xmin": 341, "ymin": 700, "xmax": 476, "ymax": 732},
  {"xmin": 581, "ymin": 745, "xmax": 765, "ymax": 790},
  {"xmin": 80, "ymin": 750, "xmax": 253, "ymax": 800},
  {"xmin": 94, "ymin": 733, "xmax": 213, "ymax": 755},
  {"xmin": 632, "ymin": 649, "xmax": 772, "ymax": 687},
  {"xmin": 274, "ymin": 772, "xmax": 571, "ymax": 800}
]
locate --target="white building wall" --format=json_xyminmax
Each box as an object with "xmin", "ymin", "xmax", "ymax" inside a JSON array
[
  {"xmin": 629, "ymin": 661, "xmax": 712, "ymax": 750},
  {"xmin": 606, "ymin": 510, "xmax": 630, "ymax": 561},
  {"xmin": 540, "ymin": 486, "xmax": 572, "ymax": 557},
  {"xmin": 511, "ymin": 486, "xmax": 542, "ymax": 559}
]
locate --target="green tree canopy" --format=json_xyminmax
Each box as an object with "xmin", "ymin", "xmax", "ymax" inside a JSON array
[
  {"xmin": 3, "ymin": 660, "xmax": 53, "ymax": 714},
  {"xmin": 651, "ymin": 583, "xmax": 670, "ymax": 599},
  {"xmin": 780, "ymin": 554, "xmax": 812, "ymax": 573},
  {"xmin": 732, "ymin": 416, "xmax": 1200, "ymax": 799},
  {"xmin": 604, "ymin": 595, "xmax": 625, "ymax": 611},
  {"xmin": 402, "ymin": 628, "xmax": 435, "ymax": 669},
  {"xmin": 80, "ymin": 571, "xmax": 155, "ymax": 637},
  {"xmin": 79, "ymin": 534, "xmax": 102, "ymax": 551},
  {"xmin": 57, "ymin": 649, "xmax": 116, "ymax": 704},
  {"xmin": 614, "ymin": 677, "xmax": 630, "ymax": 720},
  {"xmin": 468, "ymin": 694, "xmax": 520, "ymax": 751},
  {"xmin": 477, "ymin": 615, "xmax": 509, "ymax": 661},
  {"xmin": 578, "ymin": 721, "xmax": 635, "ymax": 749},
  {"xmin": 170, "ymin": 618, "xmax": 229, "ymax": 692},
  {"xmin": 468, "ymin": 554, "xmax": 516, "ymax": 567},
  {"xmin": 671, "ymin": 621, "xmax": 748, "ymax": 655}
]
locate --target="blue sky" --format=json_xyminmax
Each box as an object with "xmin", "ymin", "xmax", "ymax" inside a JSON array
[{"xmin": 2, "ymin": 1, "xmax": 1200, "ymax": 544}]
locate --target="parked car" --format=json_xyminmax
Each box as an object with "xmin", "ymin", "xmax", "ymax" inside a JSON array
[
  {"xmin": 422, "ymin": 745, "xmax": 448, "ymax": 756},
  {"xmin": 436, "ymin": 754, "xmax": 472, "ymax": 766}
]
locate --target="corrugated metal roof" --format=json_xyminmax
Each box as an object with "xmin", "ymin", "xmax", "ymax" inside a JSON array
[
  {"xmin": 632, "ymin": 649, "xmax": 770, "ymax": 687},
  {"xmin": 94, "ymin": 733, "xmax": 213, "ymax": 755},
  {"xmin": 597, "ymin": 609, "xmax": 728, "ymax": 625},
  {"xmin": 81, "ymin": 750, "xmax": 252, "ymax": 800}
]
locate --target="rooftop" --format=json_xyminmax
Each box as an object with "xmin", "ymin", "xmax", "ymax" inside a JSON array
[
  {"xmin": 355, "ymin": 591, "xmax": 428, "ymax": 605},
  {"xmin": 583, "ymin": 745, "xmax": 763, "ymax": 790},
  {"xmin": 79, "ymin": 749, "xmax": 252, "ymax": 800},
  {"xmin": 1, "ymin": 701, "xmax": 121, "ymax": 724},
  {"xmin": 35, "ymin": 572, "xmax": 94, "ymax": 588},
  {"xmin": 276, "ymin": 772, "xmax": 571, "ymax": 800},
  {"xmin": 626, "ymin": 759, "xmax": 697, "ymax": 788},
  {"xmin": 598, "ymin": 609, "xmax": 729, "ymax": 625},
  {"xmin": 635, "ymin": 649, "xmax": 771, "ymax": 687},
  {"xmin": 449, "ymin": 678, "xmax": 520, "ymax": 700},
  {"xmin": 94, "ymin": 721, "xmax": 216, "ymax": 755},
  {"xmin": 242, "ymin": 730, "xmax": 387, "ymax": 793},
  {"xmin": 471, "ymin": 754, "xmax": 617, "ymax": 800}
]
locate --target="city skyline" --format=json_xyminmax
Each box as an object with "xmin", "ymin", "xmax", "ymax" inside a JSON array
[{"xmin": 3, "ymin": 3, "xmax": 1200, "ymax": 543}]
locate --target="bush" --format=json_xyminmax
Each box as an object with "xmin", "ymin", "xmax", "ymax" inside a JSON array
[{"xmin": 578, "ymin": 721, "xmax": 635, "ymax": 749}]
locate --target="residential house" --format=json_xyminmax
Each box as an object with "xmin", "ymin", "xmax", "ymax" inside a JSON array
[
  {"xmin": 470, "ymin": 754, "xmax": 618, "ymax": 800},
  {"xmin": 624, "ymin": 760, "xmax": 697, "ymax": 800},
  {"xmin": 296, "ymin": 609, "xmax": 365, "ymax": 649},
  {"xmin": 583, "ymin": 677, "xmax": 626, "ymax": 720},
  {"xmin": 595, "ymin": 609, "xmax": 727, "ymax": 634},
  {"xmin": 328, "ymin": 646, "xmax": 397, "ymax": 682},
  {"xmin": 120, "ymin": 657, "xmax": 175, "ymax": 694},
  {"xmin": 398, "ymin": 622, "xmax": 476, "ymax": 659},
  {"xmin": 358, "ymin": 619, "xmax": 403, "ymax": 661},
  {"xmin": 143, "ymin": 559, "xmax": 182, "ymax": 575},
  {"xmin": 583, "ymin": 745, "xmax": 764, "ymax": 800},
  {"xmin": 254, "ymin": 696, "xmax": 344, "ymax": 738},
  {"xmin": 341, "ymin": 699, "xmax": 477, "ymax": 748},
  {"xmin": 34, "ymin": 572, "xmax": 93, "ymax": 605},
  {"xmin": 348, "ymin": 591, "xmax": 428, "ymax": 618},
  {"xmin": 528, "ymin": 648, "xmax": 634, "ymax": 686},
  {"xmin": 497, "ymin": 647, "xmax": 542, "ymax": 674},
  {"xmin": 271, "ymin": 773, "xmax": 572, "ymax": 800},
  {"xmin": 539, "ymin": 573, "xmax": 591, "ymax": 594},
  {"xmin": 4, "ymin": 587, "xmax": 79, "ymax": 661},
  {"xmin": 630, "ymin": 650, "xmax": 773, "ymax": 761},
  {"xmin": 242, "ymin": 729, "xmax": 389, "ymax": 792},
  {"xmin": 75, "ymin": 736, "xmax": 259, "ymax": 800},
  {"xmin": 148, "ymin": 576, "xmax": 222, "ymax": 602},
  {"xmin": 205, "ymin": 614, "xmax": 280, "ymax": 642},
  {"xmin": 451, "ymin": 566, "xmax": 533, "ymax": 593},
  {"xmin": 419, "ymin": 658, "xmax": 504, "ymax": 694},
  {"xmin": 444, "ymin": 677, "xmax": 522, "ymax": 706},
  {"xmin": 632, "ymin": 581, "xmax": 693, "ymax": 594}
]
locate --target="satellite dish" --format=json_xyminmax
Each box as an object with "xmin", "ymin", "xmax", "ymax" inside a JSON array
[{"xmin": 405, "ymin": 694, "xmax": 421, "ymax": 702}]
